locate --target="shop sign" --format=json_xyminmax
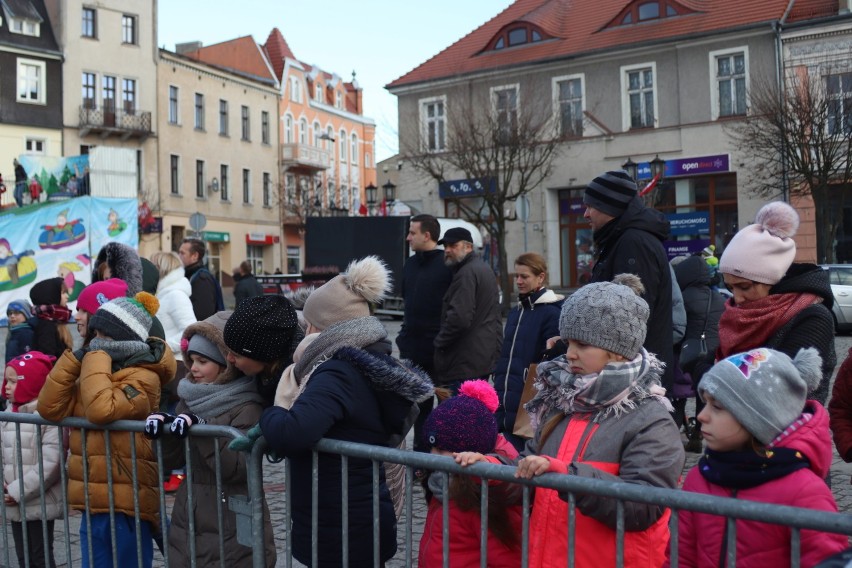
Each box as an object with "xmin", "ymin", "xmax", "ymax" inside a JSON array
[
  {"xmin": 438, "ymin": 177, "xmax": 496, "ymax": 199},
  {"xmin": 637, "ymin": 154, "xmax": 730, "ymax": 179},
  {"xmin": 666, "ymin": 212, "xmax": 710, "ymax": 236},
  {"xmin": 202, "ymin": 231, "xmax": 230, "ymax": 242},
  {"xmin": 246, "ymin": 232, "xmax": 275, "ymax": 245},
  {"xmin": 664, "ymin": 238, "xmax": 710, "ymax": 260}
]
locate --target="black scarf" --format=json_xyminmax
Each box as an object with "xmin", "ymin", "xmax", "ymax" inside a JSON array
[{"xmin": 698, "ymin": 447, "xmax": 810, "ymax": 490}]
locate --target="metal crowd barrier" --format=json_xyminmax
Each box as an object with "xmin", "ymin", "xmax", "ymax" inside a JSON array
[{"xmin": 2, "ymin": 409, "xmax": 851, "ymax": 568}]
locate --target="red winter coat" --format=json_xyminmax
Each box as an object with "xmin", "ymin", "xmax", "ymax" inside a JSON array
[
  {"xmin": 668, "ymin": 402, "xmax": 848, "ymax": 568},
  {"xmin": 419, "ymin": 436, "xmax": 522, "ymax": 567}
]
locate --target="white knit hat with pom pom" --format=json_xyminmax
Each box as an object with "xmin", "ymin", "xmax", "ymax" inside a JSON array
[
  {"xmin": 719, "ymin": 201, "xmax": 799, "ymax": 285},
  {"xmin": 302, "ymin": 256, "xmax": 392, "ymax": 331}
]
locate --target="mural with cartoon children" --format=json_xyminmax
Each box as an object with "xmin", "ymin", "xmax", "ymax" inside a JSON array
[{"xmin": 0, "ymin": 196, "xmax": 137, "ymax": 324}]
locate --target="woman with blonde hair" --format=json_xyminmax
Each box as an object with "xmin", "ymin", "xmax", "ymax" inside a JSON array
[{"xmin": 150, "ymin": 251, "xmax": 196, "ymax": 365}]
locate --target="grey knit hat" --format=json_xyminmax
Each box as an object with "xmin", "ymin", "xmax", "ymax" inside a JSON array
[
  {"xmin": 559, "ymin": 274, "xmax": 649, "ymax": 359},
  {"xmin": 187, "ymin": 334, "xmax": 226, "ymax": 366},
  {"xmin": 698, "ymin": 347, "xmax": 822, "ymax": 445},
  {"xmin": 583, "ymin": 170, "xmax": 637, "ymax": 217}
]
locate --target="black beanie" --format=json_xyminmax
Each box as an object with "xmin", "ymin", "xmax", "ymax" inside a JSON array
[
  {"xmin": 224, "ymin": 295, "xmax": 299, "ymax": 362},
  {"xmin": 30, "ymin": 277, "xmax": 64, "ymax": 306}
]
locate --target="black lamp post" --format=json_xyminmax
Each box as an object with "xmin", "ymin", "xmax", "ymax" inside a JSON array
[
  {"xmin": 621, "ymin": 157, "xmax": 638, "ymax": 182},
  {"xmin": 313, "ymin": 195, "xmax": 322, "ymax": 217},
  {"xmin": 365, "ymin": 183, "xmax": 377, "ymax": 216},
  {"xmin": 649, "ymin": 154, "xmax": 666, "ymax": 180},
  {"xmin": 382, "ymin": 180, "xmax": 396, "ymax": 204}
]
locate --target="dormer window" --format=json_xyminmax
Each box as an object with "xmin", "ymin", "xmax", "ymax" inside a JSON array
[
  {"xmin": 487, "ymin": 23, "xmax": 548, "ymax": 51},
  {"xmin": 9, "ymin": 17, "xmax": 39, "ymax": 36},
  {"xmin": 611, "ymin": 0, "xmax": 693, "ymax": 27}
]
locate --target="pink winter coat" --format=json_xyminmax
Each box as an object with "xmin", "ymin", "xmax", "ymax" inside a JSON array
[
  {"xmin": 668, "ymin": 402, "xmax": 849, "ymax": 568},
  {"xmin": 418, "ymin": 435, "xmax": 522, "ymax": 568}
]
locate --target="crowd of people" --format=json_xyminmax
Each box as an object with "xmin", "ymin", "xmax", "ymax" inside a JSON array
[{"xmin": 1, "ymin": 172, "xmax": 852, "ymax": 567}]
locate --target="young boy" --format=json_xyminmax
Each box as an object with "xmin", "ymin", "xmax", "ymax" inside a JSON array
[{"xmin": 5, "ymin": 299, "xmax": 34, "ymax": 363}]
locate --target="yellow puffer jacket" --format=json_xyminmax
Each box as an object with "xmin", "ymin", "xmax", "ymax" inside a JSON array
[{"xmin": 37, "ymin": 339, "xmax": 176, "ymax": 526}]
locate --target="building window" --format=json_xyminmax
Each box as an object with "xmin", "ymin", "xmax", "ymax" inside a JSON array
[
  {"xmin": 9, "ymin": 17, "xmax": 39, "ymax": 36},
  {"xmin": 194, "ymin": 93, "xmax": 204, "ymax": 130},
  {"xmin": 17, "ymin": 59, "xmax": 45, "ymax": 104},
  {"xmin": 492, "ymin": 85, "xmax": 519, "ymax": 143},
  {"xmin": 289, "ymin": 76, "xmax": 302, "ymax": 103},
  {"xmin": 263, "ymin": 172, "xmax": 271, "ymax": 207},
  {"xmin": 554, "ymin": 75, "xmax": 584, "ymax": 138},
  {"xmin": 365, "ymin": 152, "xmax": 372, "ymax": 168},
  {"xmin": 287, "ymin": 246, "xmax": 300, "ymax": 274},
  {"xmin": 828, "ymin": 72, "xmax": 852, "ymax": 135},
  {"xmin": 168, "ymin": 86, "xmax": 179, "ymax": 124},
  {"xmin": 622, "ymin": 64, "xmax": 656, "ymax": 130},
  {"xmin": 170, "ymin": 155, "xmax": 180, "ymax": 195},
  {"xmin": 25, "ymin": 138, "xmax": 45, "ymax": 154},
  {"xmin": 285, "ymin": 115, "xmax": 293, "ymax": 143},
  {"xmin": 196, "ymin": 160, "xmax": 205, "ymax": 198},
  {"xmin": 246, "ymin": 245, "xmax": 264, "ymax": 275},
  {"xmin": 242, "ymin": 169, "xmax": 251, "ymax": 203},
  {"xmin": 340, "ymin": 184, "xmax": 349, "ymax": 210},
  {"xmin": 616, "ymin": 1, "xmax": 686, "ymax": 26},
  {"xmin": 121, "ymin": 79, "xmax": 136, "ymax": 114},
  {"xmin": 261, "ymin": 111, "xmax": 270, "ymax": 144},
  {"xmin": 241, "ymin": 105, "xmax": 250, "ymax": 140},
  {"xmin": 336, "ymin": 91, "xmax": 343, "ymax": 109},
  {"xmin": 121, "ymin": 15, "xmax": 136, "ymax": 45},
  {"xmin": 313, "ymin": 121, "xmax": 321, "ymax": 146},
  {"xmin": 420, "ymin": 97, "xmax": 446, "ymax": 152},
  {"xmin": 82, "ymin": 72, "xmax": 96, "ymax": 109},
  {"xmin": 220, "ymin": 164, "xmax": 229, "ymax": 201},
  {"xmin": 351, "ymin": 134, "xmax": 359, "ymax": 166},
  {"xmin": 102, "ymin": 75, "xmax": 116, "ymax": 112},
  {"xmin": 339, "ymin": 129, "xmax": 347, "ymax": 161},
  {"xmin": 326, "ymin": 126, "xmax": 334, "ymax": 151},
  {"xmin": 315, "ymin": 83, "xmax": 323, "ymax": 103},
  {"xmin": 218, "ymin": 100, "xmax": 228, "ymax": 135},
  {"xmin": 82, "ymin": 7, "xmax": 96, "ymax": 38},
  {"xmin": 714, "ymin": 51, "xmax": 747, "ymax": 118},
  {"xmin": 299, "ymin": 118, "xmax": 308, "ymax": 145}
]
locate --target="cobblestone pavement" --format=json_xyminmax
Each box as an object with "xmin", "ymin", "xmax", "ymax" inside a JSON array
[{"xmin": 0, "ymin": 324, "xmax": 851, "ymax": 566}]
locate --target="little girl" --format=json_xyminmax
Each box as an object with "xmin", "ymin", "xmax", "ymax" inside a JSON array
[
  {"xmin": 74, "ymin": 278, "xmax": 129, "ymax": 347},
  {"xmin": 144, "ymin": 312, "xmax": 276, "ymax": 567},
  {"xmin": 2, "ymin": 351, "xmax": 62, "ymax": 568},
  {"xmin": 37, "ymin": 292, "xmax": 175, "ymax": 568},
  {"xmin": 457, "ymin": 274, "xmax": 685, "ymax": 568},
  {"xmin": 29, "ymin": 277, "xmax": 73, "ymax": 359},
  {"xmin": 419, "ymin": 380, "xmax": 522, "ymax": 568},
  {"xmin": 670, "ymin": 347, "xmax": 848, "ymax": 567}
]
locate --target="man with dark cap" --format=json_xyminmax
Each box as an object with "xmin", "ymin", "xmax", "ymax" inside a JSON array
[
  {"xmin": 583, "ymin": 169, "xmax": 674, "ymax": 394},
  {"xmin": 433, "ymin": 227, "xmax": 502, "ymax": 393}
]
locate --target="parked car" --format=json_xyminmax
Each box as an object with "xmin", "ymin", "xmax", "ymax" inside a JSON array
[{"xmin": 822, "ymin": 264, "xmax": 852, "ymax": 333}]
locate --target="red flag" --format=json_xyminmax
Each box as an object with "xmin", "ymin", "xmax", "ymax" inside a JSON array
[
  {"xmin": 379, "ymin": 199, "xmax": 388, "ymax": 216},
  {"xmin": 359, "ymin": 202, "xmax": 368, "ymax": 216}
]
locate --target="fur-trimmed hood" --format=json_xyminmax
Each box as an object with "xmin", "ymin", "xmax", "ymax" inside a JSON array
[
  {"xmin": 93, "ymin": 242, "xmax": 143, "ymax": 295},
  {"xmin": 180, "ymin": 317, "xmax": 238, "ymax": 384}
]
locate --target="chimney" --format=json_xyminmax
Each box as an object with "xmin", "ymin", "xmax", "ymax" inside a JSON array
[{"xmin": 175, "ymin": 41, "xmax": 203, "ymax": 55}]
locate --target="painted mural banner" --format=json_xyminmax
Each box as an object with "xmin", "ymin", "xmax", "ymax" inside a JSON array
[{"xmin": 0, "ymin": 196, "xmax": 137, "ymax": 325}]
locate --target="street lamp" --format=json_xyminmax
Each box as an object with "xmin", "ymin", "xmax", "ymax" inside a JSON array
[
  {"xmin": 649, "ymin": 154, "xmax": 666, "ymax": 180},
  {"xmin": 365, "ymin": 183, "xmax": 377, "ymax": 216},
  {"xmin": 621, "ymin": 157, "xmax": 638, "ymax": 182},
  {"xmin": 382, "ymin": 180, "xmax": 396, "ymax": 204},
  {"xmin": 312, "ymin": 195, "xmax": 322, "ymax": 217}
]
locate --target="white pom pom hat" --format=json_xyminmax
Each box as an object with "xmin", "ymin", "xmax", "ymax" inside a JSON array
[
  {"xmin": 719, "ymin": 201, "xmax": 799, "ymax": 285},
  {"xmin": 302, "ymin": 256, "xmax": 392, "ymax": 331}
]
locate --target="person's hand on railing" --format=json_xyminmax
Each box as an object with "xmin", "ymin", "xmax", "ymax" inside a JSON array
[
  {"xmin": 228, "ymin": 423, "xmax": 262, "ymax": 452},
  {"xmin": 454, "ymin": 452, "xmax": 487, "ymax": 467},
  {"xmin": 144, "ymin": 412, "xmax": 175, "ymax": 439},
  {"xmin": 170, "ymin": 413, "xmax": 206, "ymax": 438},
  {"xmin": 515, "ymin": 455, "xmax": 551, "ymax": 479}
]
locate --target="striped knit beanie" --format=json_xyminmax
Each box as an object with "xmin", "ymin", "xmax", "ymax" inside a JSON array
[
  {"xmin": 89, "ymin": 292, "xmax": 159, "ymax": 342},
  {"xmin": 583, "ymin": 170, "xmax": 637, "ymax": 217}
]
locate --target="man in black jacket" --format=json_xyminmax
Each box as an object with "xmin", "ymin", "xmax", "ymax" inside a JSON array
[
  {"xmin": 397, "ymin": 214, "xmax": 452, "ymax": 452},
  {"xmin": 433, "ymin": 227, "xmax": 501, "ymax": 392},
  {"xmin": 584, "ymin": 170, "xmax": 675, "ymax": 394},
  {"xmin": 233, "ymin": 260, "xmax": 264, "ymax": 307}
]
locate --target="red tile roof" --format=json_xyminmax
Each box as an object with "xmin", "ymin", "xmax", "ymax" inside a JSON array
[
  {"xmin": 184, "ymin": 36, "xmax": 276, "ymax": 84},
  {"xmin": 262, "ymin": 28, "xmax": 296, "ymax": 81},
  {"xmin": 387, "ymin": 0, "xmax": 839, "ymax": 89}
]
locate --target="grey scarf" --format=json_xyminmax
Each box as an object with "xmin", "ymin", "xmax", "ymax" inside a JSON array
[
  {"xmin": 177, "ymin": 375, "xmax": 264, "ymax": 417},
  {"xmin": 293, "ymin": 316, "xmax": 387, "ymax": 381},
  {"xmin": 88, "ymin": 337, "xmax": 149, "ymax": 365}
]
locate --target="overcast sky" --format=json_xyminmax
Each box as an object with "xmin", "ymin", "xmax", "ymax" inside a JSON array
[{"xmin": 158, "ymin": 1, "xmax": 514, "ymax": 162}]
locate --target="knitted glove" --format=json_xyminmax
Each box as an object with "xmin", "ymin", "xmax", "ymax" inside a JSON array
[
  {"xmin": 170, "ymin": 413, "xmax": 206, "ymax": 438},
  {"xmin": 144, "ymin": 412, "xmax": 175, "ymax": 439},
  {"xmin": 228, "ymin": 423, "xmax": 262, "ymax": 452}
]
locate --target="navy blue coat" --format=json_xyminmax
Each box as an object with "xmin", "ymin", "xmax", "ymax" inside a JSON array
[
  {"xmin": 493, "ymin": 288, "xmax": 562, "ymax": 445},
  {"xmin": 260, "ymin": 344, "xmax": 432, "ymax": 568},
  {"xmin": 5, "ymin": 322, "xmax": 34, "ymax": 363}
]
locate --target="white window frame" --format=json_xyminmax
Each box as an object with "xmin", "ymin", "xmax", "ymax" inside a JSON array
[
  {"xmin": 351, "ymin": 134, "xmax": 359, "ymax": 166},
  {"xmin": 289, "ymin": 76, "xmax": 302, "ymax": 103},
  {"xmin": 336, "ymin": 91, "xmax": 343, "ymax": 109},
  {"xmin": 17, "ymin": 58, "xmax": 46, "ymax": 104},
  {"xmin": 246, "ymin": 245, "xmax": 264, "ymax": 275},
  {"xmin": 284, "ymin": 114, "xmax": 294, "ymax": 144},
  {"xmin": 299, "ymin": 118, "xmax": 308, "ymax": 145},
  {"xmin": 168, "ymin": 85, "xmax": 179, "ymax": 124},
  {"xmin": 620, "ymin": 62, "xmax": 658, "ymax": 131},
  {"xmin": 82, "ymin": 71, "xmax": 97, "ymax": 109},
  {"xmin": 709, "ymin": 46, "xmax": 749, "ymax": 120},
  {"xmin": 9, "ymin": 17, "xmax": 39, "ymax": 36},
  {"xmin": 552, "ymin": 73, "xmax": 586, "ymax": 138},
  {"xmin": 313, "ymin": 121, "xmax": 321, "ymax": 146},
  {"xmin": 490, "ymin": 83, "xmax": 520, "ymax": 142},
  {"xmin": 315, "ymin": 82, "xmax": 323, "ymax": 103},
  {"xmin": 339, "ymin": 128, "xmax": 347, "ymax": 162},
  {"xmin": 419, "ymin": 95, "xmax": 447, "ymax": 152},
  {"xmin": 25, "ymin": 138, "xmax": 46, "ymax": 154}
]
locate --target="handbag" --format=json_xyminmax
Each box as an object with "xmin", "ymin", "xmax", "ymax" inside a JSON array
[
  {"xmin": 679, "ymin": 292, "xmax": 711, "ymax": 374},
  {"xmin": 512, "ymin": 364, "xmax": 538, "ymax": 439}
]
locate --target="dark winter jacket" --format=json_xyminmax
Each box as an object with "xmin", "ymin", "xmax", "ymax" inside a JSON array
[
  {"xmin": 260, "ymin": 343, "xmax": 433, "ymax": 568},
  {"xmin": 233, "ymin": 273, "xmax": 264, "ymax": 307},
  {"xmin": 185, "ymin": 262, "xmax": 219, "ymax": 321},
  {"xmin": 591, "ymin": 197, "xmax": 674, "ymax": 393},
  {"xmin": 674, "ymin": 256, "xmax": 725, "ymax": 383},
  {"xmin": 433, "ymin": 253, "xmax": 502, "ymax": 385},
  {"xmin": 765, "ymin": 263, "xmax": 836, "ymax": 405},
  {"xmin": 493, "ymin": 288, "xmax": 562, "ymax": 442},
  {"xmin": 5, "ymin": 321, "xmax": 34, "ymax": 363},
  {"xmin": 31, "ymin": 318, "xmax": 68, "ymax": 359},
  {"xmin": 830, "ymin": 346, "xmax": 852, "ymax": 466},
  {"xmin": 396, "ymin": 248, "xmax": 453, "ymax": 373}
]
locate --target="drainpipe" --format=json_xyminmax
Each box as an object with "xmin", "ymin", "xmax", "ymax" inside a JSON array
[{"xmin": 774, "ymin": 0, "xmax": 796, "ymax": 202}]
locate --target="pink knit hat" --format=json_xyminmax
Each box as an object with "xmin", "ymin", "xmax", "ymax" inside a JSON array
[
  {"xmin": 76, "ymin": 278, "xmax": 128, "ymax": 314},
  {"xmin": 719, "ymin": 202, "xmax": 799, "ymax": 285}
]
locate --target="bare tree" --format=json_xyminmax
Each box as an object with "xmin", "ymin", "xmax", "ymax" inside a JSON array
[
  {"xmin": 279, "ymin": 175, "xmax": 325, "ymax": 233},
  {"xmin": 402, "ymin": 88, "xmax": 564, "ymax": 308},
  {"xmin": 727, "ymin": 69, "xmax": 852, "ymax": 263}
]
